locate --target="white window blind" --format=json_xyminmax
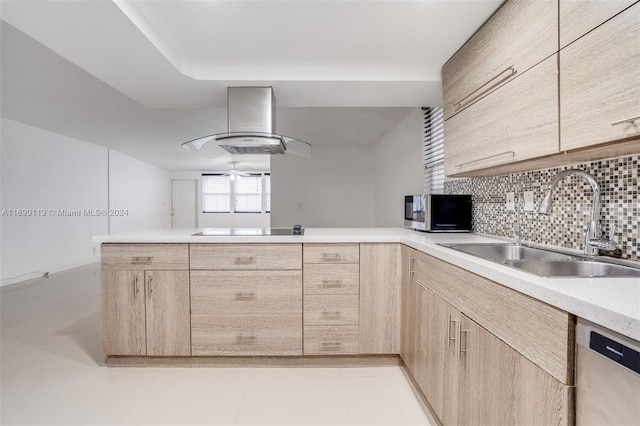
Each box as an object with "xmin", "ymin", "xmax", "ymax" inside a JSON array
[
  {"xmin": 264, "ymin": 173, "xmax": 271, "ymax": 213},
  {"xmin": 423, "ymin": 107, "xmax": 445, "ymax": 194},
  {"xmin": 202, "ymin": 174, "xmax": 231, "ymax": 213},
  {"xmin": 234, "ymin": 174, "xmax": 262, "ymax": 213}
]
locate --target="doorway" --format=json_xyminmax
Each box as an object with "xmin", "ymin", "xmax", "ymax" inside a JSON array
[{"xmin": 171, "ymin": 179, "xmax": 197, "ymax": 228}]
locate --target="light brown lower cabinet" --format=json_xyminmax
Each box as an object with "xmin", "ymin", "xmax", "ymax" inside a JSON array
[
  {"xmin": 401, "ymin": 248, "xmax": 574, "ymax": 425},
  {"xmin": 102, "ymin": 269, "xmax": 190, "ymax": 356}
]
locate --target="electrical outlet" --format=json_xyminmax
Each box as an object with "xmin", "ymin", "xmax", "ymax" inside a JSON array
[
  {"xmin": 523, "ymin": 191, "xmax": 535, "ymax": 211},
  {"xmin": 506, "ymin": 192, "xmax": 515, "ymax": 211}
]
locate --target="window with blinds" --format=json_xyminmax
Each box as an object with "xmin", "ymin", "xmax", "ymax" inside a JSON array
[
  {"xmin": 264, "ymin": 173, "xmax": 271, "ymax": 213},
  {"xmin": 423, "ymin": 107, "xmax": 445, "ymax": 194},
  {"xmin": 202, "ymin": 174, "xmax": 231, "ymax": 213},
  {"xmin": 234, "ymin": 174, "xmax": 263, "ymax": 213}
]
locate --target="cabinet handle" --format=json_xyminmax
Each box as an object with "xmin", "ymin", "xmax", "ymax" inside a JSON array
[
  {"xmin": 133, "ymin": 275, "xmax": 139, "ymax": 296},
  {"xmin": 447, "ymin": 314, "xmax": 457, "ymax": 347},
  {"xmin": 235, "ymin": 333, "xmax": 256, "ymax": 345},
  {"xmin": 321, "ymin": 253, "xmax": 342, "ymax": 261},
  {"xmin": 235, "ymin": 291, "xmax": 256, "ymax": 301},
  {"xmin": 455, "ymin": 66, "xmax": 517, "ymax": 110},
  {"xmin": 320, "ymin": 280, "xmax": 342, "ymax": 288},
  {"xmin": 408, "ymin": 257, "xmax": 415, "ymax": 276},
  {"xmin": 320, "ymin": 340, "xmax": 342, "ymax": 351},
  {"xmin": 131, "ymin": 256, "xmax": 152, "ymax": 265},
  {"xmin": 147, "ymin": 275, "xmax": 153, "ymax": 297},
  {"xmin": 322, "ymin": 309, "xmax": 342, "ymax": 320},
  {"xmin": 455, "ymin": 150, "xmax": 515, "ymax": 170},
  {"xmin": 457, "ymin": 324, "xmax": 468, "ymax": 359},
  {"xmin": 234, "ymin": 256, "xmax": 254, "ymax": 265},
  {"xmin": 610, "ymin": 114, "xmax": 640, "ymax": 126}
]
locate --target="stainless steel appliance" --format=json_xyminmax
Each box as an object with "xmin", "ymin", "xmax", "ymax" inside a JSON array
[
  {"xmin": 576, "ymin": 318, "xmax": 640, "ymax": 425},
  {"xmin": 193, "ymin": 226, "xmax": 304, "ymax": 236},
  {"xmin": 404, "ymin": 194, "xmax": 472, "ymax": 232}
]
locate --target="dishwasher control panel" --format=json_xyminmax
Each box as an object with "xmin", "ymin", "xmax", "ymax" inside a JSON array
[{"xmin": 590, "ymin": 331, "xmax": 640, "ymax": 374}]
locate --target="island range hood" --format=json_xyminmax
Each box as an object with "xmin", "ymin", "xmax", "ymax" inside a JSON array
[{"xmin": 182, "ymin": 87, "xmax": 311, "ymax": 157}]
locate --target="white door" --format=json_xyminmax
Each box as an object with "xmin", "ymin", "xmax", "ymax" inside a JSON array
[{"xmin": 171, "ymin": 179, "xmax": 197, "ymax": 228}]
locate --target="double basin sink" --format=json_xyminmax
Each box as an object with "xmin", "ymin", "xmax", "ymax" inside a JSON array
[{"xmin": 439, "ymin": 243, "xmax": 640, "ymax": 278}]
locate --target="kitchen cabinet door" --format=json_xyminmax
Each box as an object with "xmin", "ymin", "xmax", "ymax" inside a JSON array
[
  {"xmin": 442, "ymin": 0, "xmax": 557, "ymax": 120},
  {"xmin": 458, "ymin": 315, "xmax": 572, "ymax": 425},
  {"xmin": 444, "ymin": 55, "xmax": 559, "ymax": 177},
  {"xmin": 102, "ymin": 270, "xmax": 146, "ymax": 356},
  {"xmin": 359, "ymin": 243, "xmax": 401, "ymax": 354},
  {"xmin": 560, "ymin": 0, "xmax": 637, "ymax": 48},
  {"xmin": 400, "ymin": 246, "xmax": 418, "ymax": 372},
  {"xmin": 414, "ymin": 281, "xmax": 460, "ymax": 424},
  {"xmin": 145, "ymin": 270, "xmax": 191, "ymax": 356},
  {"xmin": 560, "ymin": 3, "xmax": 640, "ymax": 151}
]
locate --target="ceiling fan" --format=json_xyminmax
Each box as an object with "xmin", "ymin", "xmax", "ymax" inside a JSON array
[{"xmin": 222, "ymin": 161, "xmax": 251, "ymax": 181}]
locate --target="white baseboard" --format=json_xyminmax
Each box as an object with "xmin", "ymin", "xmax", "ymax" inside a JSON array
[{"xmin": 1, "ymin": 259, "xmax": 99, "ymax": 287}]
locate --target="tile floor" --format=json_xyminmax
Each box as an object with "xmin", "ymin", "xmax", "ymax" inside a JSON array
[{"xmin": 1, "ymin": 264, "xmax": 435, "ymax": 426}]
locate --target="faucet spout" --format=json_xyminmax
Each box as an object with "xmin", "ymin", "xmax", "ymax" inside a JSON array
[{"xmin": 537, "ymin": 169, "xmax": 601, "ymax": 255}]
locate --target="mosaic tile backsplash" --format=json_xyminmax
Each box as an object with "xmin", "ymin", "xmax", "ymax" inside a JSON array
[{"xmin": 444, "ymin": 154, "xmax": 639, "ymax": 262}]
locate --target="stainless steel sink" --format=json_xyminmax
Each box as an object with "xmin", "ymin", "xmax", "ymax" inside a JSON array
[
  {"xmin": 438, "ymin": 242, "xmax": 640, "ymax": 278},
  {"xmin": 508, "ymin": 260, "xmax": 640, "ymax": 278},
  {"xmin": 441, "ymin": 243, "xmax": 575, "ymax": 261}
]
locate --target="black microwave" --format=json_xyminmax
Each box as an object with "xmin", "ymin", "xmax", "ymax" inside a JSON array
[{"xmin": 404, "ymin": 194, "xmax": 472, "ymax": 232}]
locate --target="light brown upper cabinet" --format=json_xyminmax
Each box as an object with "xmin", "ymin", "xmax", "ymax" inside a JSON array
[
  {"xmin": 442, "ymin": 0, "xmax": 557, "ymax": 121},
  {"xmin": 444, "ymin": 55, "xmax": 559, "ymax": 177},
  {"xmin": 560, "ymin": 0, "xmax": 637, "ymax": 48},
  {"xmin": 560, "ymin": 3, "xmax": 640, "ymax": 151}
]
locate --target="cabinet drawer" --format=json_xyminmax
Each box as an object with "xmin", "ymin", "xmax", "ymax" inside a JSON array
[
  {"xmin": 303, "ymin": 295, "xmax": 359, "ymax": 326},
  {"xmin": 101, "ymin": 244, "xmax": 189, "ymax": 270},
  {"xmin": 560, "ymin": 3, "xmax": 640, "ymax": 151},
  {"xmin": 443, "ymin": 0, "xmax": 557, "ymax": 120},
  {"xmin": 190, "ymin": 244, "xmax": 302, "ymax": 270},
  {"xmin": 444, "ymin": 55, "xmax": 559, "ymax": 176},
  {"xmin": 191, "ymin": 313, "xmax": 302, "ymax": 356},
  {"xmin": 303, "ymin": 244, "xmax": 359, "ymax": 264},
  {"xmin": 191, "ymin": 270, "xmax": 302, "ymax": 314},
  {"xmin": 304, "ymin": 325, "xmax": 359, "ymax": 355},
  {"xmin": 303, "ymin": 264, "xmax": 359, "ymax": 295}
]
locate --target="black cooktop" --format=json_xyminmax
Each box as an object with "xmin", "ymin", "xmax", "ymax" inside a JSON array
[{"xmin": 192, "ymin": 227, "xmax": 304, "ymax": 236}]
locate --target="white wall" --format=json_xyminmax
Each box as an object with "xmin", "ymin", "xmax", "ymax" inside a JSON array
[
  {"xmin": 0, "ymin": 119, "xmax": 172, "ymax": 286},
  {"xmin": 1, "ymin": 118, "xmax": 109, "ymax": 284},
  {"xmin": 271, "ymin": 147, "xmax": 376, "ymax": 227},
  {"xmin": 109, "ymin": 150, "xmax": 170, "ymax": 233},
  {"xmin": 169, "ymin": 171, "xmax": 271, "ymax": 228},
  {"xmin": 373, "ymin": 108, "xmax": 424, "ymax": 226}
]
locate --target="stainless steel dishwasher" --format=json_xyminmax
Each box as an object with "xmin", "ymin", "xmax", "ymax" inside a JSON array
[{"xmin": 576, "ymin": 318, "xmax": 640, "ymax": 425}]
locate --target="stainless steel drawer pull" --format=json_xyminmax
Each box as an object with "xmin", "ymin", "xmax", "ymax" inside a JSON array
[
  {"xmin": 455, "ymin": 151, "xmax": 515, "ymax": 169},
  {"xmin": 455, "ymin": 66, "xmax": 517, "ymax": 110},
  {"xmin": 147, "ymin": 276, "xmax": 153, "ymax": 297},
  {"xmin": 321, "ymin": 253, "xmax": 342, "ymax": 261},
  {"xmin": 234, "ymin": 257, "xmax": 255, "ymax": 265},
  {"xmin": 458, "ymin": 325, "xmax": 468, "ymax": 359},
  {"xmin": 236, "ymin": 333, "xmax": 256, "ymax": 345},
  {"xmin": 131, "ymin": 256, "xmax": 153, "ymax": 265},
  {"xmin": 320, "ymin": 340, "xmax": 342, "ymax": 351},
  {"xmin": 610, "ymin": 114, "xmax": 640, "ymax": 126},
  {"xmin": 322, "ymin": 309, "xmax": 342, "ymax": 320},
  {"xmin": 447, "ymin": 314, "xmax": 457, "ymax": 346},
  {"xmin": 235, "ymin": 292, "xmax": 256, "ymax": 301},
  {"xmin": 133, "ymin": 275, "xmax": 140, "ymax": 296},
  {"xmin": 321, "ymin": 280, "xmax": 343, "ymax": 288}
]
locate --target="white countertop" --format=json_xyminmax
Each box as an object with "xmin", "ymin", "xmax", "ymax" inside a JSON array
[{"xmin": 93, "ymin": 228, "xmax": 640, "ymax": 341}]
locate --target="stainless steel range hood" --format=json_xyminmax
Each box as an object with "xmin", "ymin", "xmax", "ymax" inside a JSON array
[{"xmin": 182, "ymin": 87, "xmax": 311, "ymax": 157}]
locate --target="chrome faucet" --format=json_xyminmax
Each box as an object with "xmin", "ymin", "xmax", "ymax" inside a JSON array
[
  {"xmin": 537, "ymin": 169, "xmax": 616, "ymax": 256},
  {"xmin": 513, "ymin": 192, "xmax": 522, "ymax": 246}
]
